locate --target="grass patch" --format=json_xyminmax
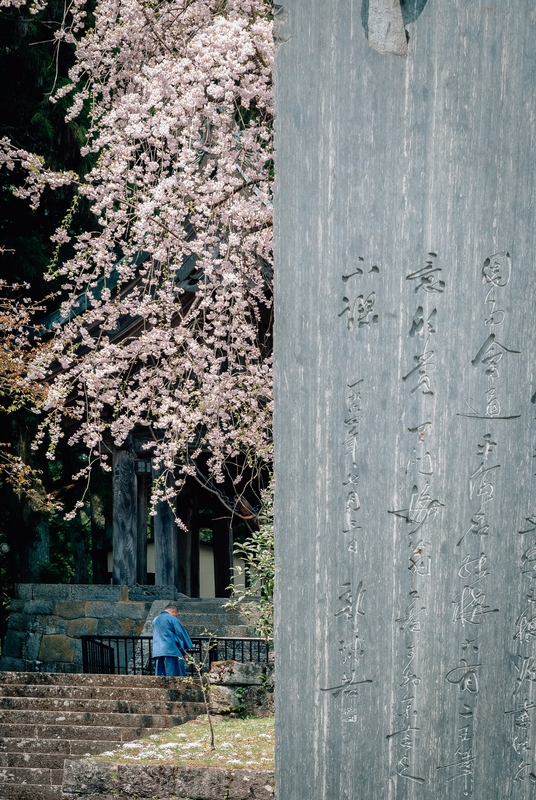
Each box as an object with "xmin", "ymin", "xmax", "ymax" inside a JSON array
[{"xmin": 93, "ymin": 716, "xmax": 274, "ymax": 770}]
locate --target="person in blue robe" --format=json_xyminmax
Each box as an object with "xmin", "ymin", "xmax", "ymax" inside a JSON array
[{"xmin": 152, "ymin": 602, "xmax": 193, "ymax": 677}]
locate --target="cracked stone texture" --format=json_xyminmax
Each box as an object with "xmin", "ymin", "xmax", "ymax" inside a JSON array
[
  {"xmin": 63, "ymin": 760, "xmax": 115, "ymax": 794},
  {"xmin": 228, "ymin": 769, "xmax": 275, "ymax": 800},
  {"xmin": 62, "ymin": 762, "xmax": 275, "ymax": 799},
  {"xmin": 118, "ymin": 764, "xmax": 176, "ymax": 797},
  {"xmin": 175, "ymin": 766, "xmax": 230, "ymax": 799},
  {"xmin": 208, "ymin": 662, "xmax": 273, "ymax": 687}
]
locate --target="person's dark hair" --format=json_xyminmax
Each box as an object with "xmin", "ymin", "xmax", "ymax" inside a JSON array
[{"xmin": 165, "ymin": 602, "xmax": 179, "ymax": 611}]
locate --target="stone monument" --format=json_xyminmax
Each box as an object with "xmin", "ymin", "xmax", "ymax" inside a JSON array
[{"xmin": 274, "ymin": 1, "xmax": 536, "ymax": 797}]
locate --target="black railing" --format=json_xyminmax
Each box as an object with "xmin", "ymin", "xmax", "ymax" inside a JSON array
[
  {"xmin": 212, "ymin": 637, "xmax": 272, "ymax": 665},
  {"xmin": 81, "ymin": 635, "xmax": 272, "ymax": 676},
  {"xmin": 82, "ymin": 637, "xmax": 116, "ymax": 674}
]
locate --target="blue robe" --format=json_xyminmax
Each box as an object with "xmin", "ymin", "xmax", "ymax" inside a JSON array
[{"xmin": 152, "ymin": 611, "xmax": 192, "ymax": 676}]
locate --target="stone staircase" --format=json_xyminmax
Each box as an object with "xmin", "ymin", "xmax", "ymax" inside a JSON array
[
  {"xmin": 140, "ymin": 597, "xmax": 257, "ymax": 639},
  {"xmin": 0, "ymin": 671, "xmax": 205, "ymax": 800}
]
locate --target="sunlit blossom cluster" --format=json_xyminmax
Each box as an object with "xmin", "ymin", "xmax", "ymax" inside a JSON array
[{"xmin": 1, "ymin": 0, "xmax": 273, "ymax": 507}]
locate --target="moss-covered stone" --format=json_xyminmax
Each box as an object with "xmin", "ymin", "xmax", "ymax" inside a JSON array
[
  {"xmin": 32, "ymin": 584, "xmax": 73, "ymax": 600},
  {"xmin": 53, "ymin": 601, "xmax": 88, "ymax": 620},
  {"xmin": 66, "ymin": 618, "xmax": 98, "ymax": 638},
  {"xmin": 96, "ymin": 616, "xmax": 140, "ymax": 636},
  {"xmin": 114, "ymin": 601, "xmax": 146, "ymax": 621},
  {"xmin": 38, "ymin": 634, "xmax": 76, "ymax": 664},
  {"xmin": 24, "ymin": 599, "xmax": 54, "ymax": 615},
  {"xmin": 85, "ymin": 601, "xmax": 115, "ymax": 618},
  {"xmin": 71, "ymin": 585, "xmax": 121, "ymax": 602},
  {"xmin": 31, "ymin": 615, "xmax": 67, "ymax": 635}
]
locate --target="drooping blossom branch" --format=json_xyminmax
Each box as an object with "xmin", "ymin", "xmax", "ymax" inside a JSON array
[
  {"xmin": 1, "ymin": 0, "xmax": 274, "ymax": 510},
  {"xmin": 0, "ymin": 280, "xmax": 61, "ymax": 512}
]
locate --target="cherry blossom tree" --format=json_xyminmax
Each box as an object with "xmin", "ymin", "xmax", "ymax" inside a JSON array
[
  {"xmin": 0, "ymin": 279, "xmax": 60, "ymax": 512},
  {"xmin": 1, "ymin": 0, "xmax": 274, "ymax": 515}
]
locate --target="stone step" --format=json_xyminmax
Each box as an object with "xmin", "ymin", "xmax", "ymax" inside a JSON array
[
  {"xmin": 0, "ymin": 766, "xmax": 63, "ymax": 786},
  {"xmin": 0, "ymin": 724, "xmax": 171, "ymax": 742},
  {"xmin": 0, "ymin": 708, "xmax": 200, "ymax": 729},
  {"xmin": 0, "ymin": 671, "xmax": 208, "ymax": 798},
  {"xmin": 0, "ymin": 737, "xmax": 126, "ymax": 757},
  {"xmin": 185, "ymin": 623, "xmax": 253, "ymax": 637},
  {"xmin": 0, "ymin": 672, "xmax": 191, "ymax": 688},
  {"xmin": 0, "ymin": 783, "xmax": 64, "ymax": 800},
  {"xmin": 179, "ymin": 610, "xmax": 249, "ymax": 623},
  {"xmin": 0, "ymin": 737, "xmax": 151, "ymax": 759},
  {"xmin": 0, "ymin": 696, "xmax": 204, "ymax": 716},
  {"xmin": 0, "ymin": 683, "xmax": 202, "ymax": 702},
  {"xmin": 175, "ymin": 599, "xmax": 245, "ymax": 612},
  {"xmin": 0, "ymin": 753, "xmax": 67, "ymax": 769}
]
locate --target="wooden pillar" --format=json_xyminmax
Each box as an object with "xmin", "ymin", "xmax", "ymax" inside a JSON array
[
  {"xmin": 90, "ymin": 493, "xmax": 111, "ymax": 584},
  {"xmin": 212, "ymin": 516, "xmax": 233, "ymax": 598},
  {"xmin": 153, "ymin": 468, "xmax": 179, "ymax": 587},
  {"xmin": 190, "ymin": 513, "xmax": 200, "ymax": 598},
  {"xmin": 176, "ymin": 491, "xmax": 191, "ymax": 596},
  {"xmin": 112, "ymin": 448, "xmax": 137, "ymax": 585},
  {"xmin": 176, "ymin": 490, "xmax": 201, "ymax": 597},
  {"xmin": 70, "ymin": 512, "xmax": 89, "ymax": 583},
  {"xmin": 135, "ymin": 469, "xmax": 150, "ymax": 585}
]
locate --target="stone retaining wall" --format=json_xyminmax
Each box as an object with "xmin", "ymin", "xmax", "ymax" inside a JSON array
[
  {"xmin": 62, "ymin": 761, "xmax": 275, "ymax": 799},
  {"xmin": 208, "ymin": 661, "xmax": 274, "ymax": 717},
  {"xmin": 0, "ymin": 584, "xmax": 182, "ymax": 673}
]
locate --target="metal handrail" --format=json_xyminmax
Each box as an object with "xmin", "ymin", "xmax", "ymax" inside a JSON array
[{"xmin": 81, "ymin": 634, "xmax": 272, "ymax": 676}]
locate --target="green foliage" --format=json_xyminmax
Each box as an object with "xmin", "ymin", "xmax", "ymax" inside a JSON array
[
  {"xmin": 232, "ymin": 685, "xmax": 247, "ymax": 717},
  {"xmin": 227, "ymin": 478, "xmax": 274, "ymax": 641}
]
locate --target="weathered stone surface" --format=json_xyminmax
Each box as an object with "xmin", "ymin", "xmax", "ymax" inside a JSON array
[
  {"xmin": 0, "ymin": 737, "xmax": 71, "ymax": 755},
  {"xmin": 53, "ymin": 601, "xmax": 88, "ymax": 620},
  {"xmin": 23, "ymin": 600, "xmax": 53, "ymax": 615},
  {"xmin": 31, "ymin": 615, "xmax": 67, "ymax": 635},
  {"xmin": 0, "ymin": 785, "xmax": 64, "ymax": 799},
  {"xmin": 209, "ymin": 661, "xmax": 267, "ymax": 686},
  {"xmin": 39, "ymin": 662, "xmax": 79, "ymax": 674},
  {"xmin": 0, "ymin": 765, "xmax": 61, "ymax": 785},
  {"xmin": 113, "ymin": 601, "xmax": 146, "ymax": 621},
  {"xmin": 31, "ymin": 585, "xmax": 72, "ymax": 601},
  {"xmin": 127, "ymin": 585, "xmax": 179, "ymax": 602},
  {"xmin": 5, "ymin": 613, "xmax": 28, "ymax": 632},
  {"xmin": 275, "ymin": 1, "xmax": 536, "ymax": 798},
  {"xmin": 0, "ymin": 657, "xmax": 23, "ymax": 672},
  {"xmin": 62, "ymin": 760, "xmax": 116, "ymax": 794},
  {"xmin": 13, "ymin": 585, "xmax": 33, "ymax": 601},
  {"xmin": 38, "ymin": 635, "xmax": 76, "ymax": 664},
  {"xmin": 23, "ymin": 632, "xmax": 42, "ymax": 661},
  {"xmin": 96, "ymin": 618, "xmax": 140, "ymax": 636},
  {"xmin": 1, "ymin": 632, "xmax": 24, "ymax": 659},
  {"xmin": 66, "ymin": 618, "xmax": 98, "ymax": 638},
  {"xmin": 71, "ymin": 586, "xmax": 122, "ymax": 602},
  {"xmin": 240, "ymin": 686, "xmax": 273, "ymax": 717},
  {"xmin": 2, "ymin": 753, "xmax": 65, "ymax": 769},
  {"xmin": 58, "ymin": 766, "xmax": 276, "ymax": 800},
  {"xmin": 118, "ymin": 764, "xmax": 176, "ymax": 797},
  {"xmin": 85, "ymin": 602, "xmax": 116, "ymax": 619},
  {"xmin": 208, "ymin": 685, "xmax": 236, "ymax": 714},
  {"xmin": 228, "ymin": 770, "xmax": 275, "ymax": 800},
  {"xmin": 175, "ymin": 767, "xmax": 230, "ymax": 800}
]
